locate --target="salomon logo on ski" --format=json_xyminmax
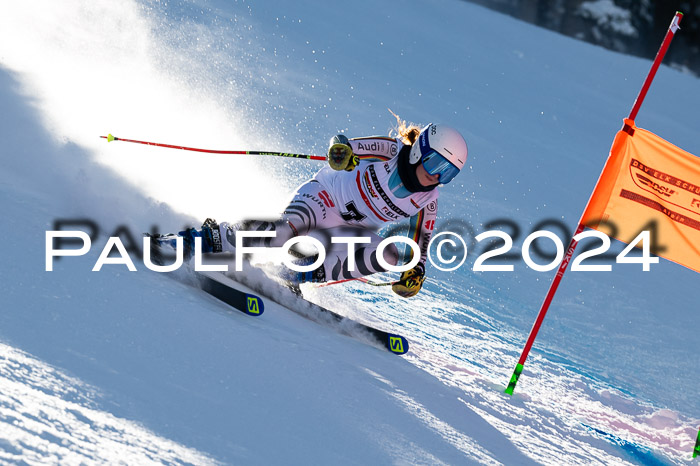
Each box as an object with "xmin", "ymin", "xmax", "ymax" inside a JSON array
[
  {"xmin": 388, "ymin": 335, "xmax": 408, "ymax": 355},
  {"xmin": 246, "ymin": 296, "xmax": 262, "ymax": 315}
]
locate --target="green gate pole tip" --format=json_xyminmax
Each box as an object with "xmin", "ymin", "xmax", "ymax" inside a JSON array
[
  {"xmin": 107, "ymin": 134, "xmax": 115, "ymax": 142},
  {"xmin": 693, "ymin": 428, "xmax": 700, "ymax": 458},
  {"xmin": 505, "ymin": 363, "xmax": 524, "ymax": 396}
]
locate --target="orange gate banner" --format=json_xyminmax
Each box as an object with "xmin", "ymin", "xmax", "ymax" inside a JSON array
[{"xmin": 581, "ymin": 118, "xmax": 700, "ymax": 273}]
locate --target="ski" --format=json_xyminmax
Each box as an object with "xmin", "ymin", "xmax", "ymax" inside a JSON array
[
  {"xmin": 146, "ymin": 233, "xmax": 264, "ymax": 316},
  {"xmin": 210, "ymin": 271, "xmax": 409, "ymax": 355},
  {"xmin": 196, "ymin": 271, "xmax": 265, "ymax": 317},
  {"xmin": 147, "ymin": 233, "xmax": 407, "ymax": 354},
  {"xmin": 200, "ymin": 271, "xmax": 407, "ymax": 353},
  {"xmin": 292, "ymin": 298, "xmax": 410, "ymax": 355}
]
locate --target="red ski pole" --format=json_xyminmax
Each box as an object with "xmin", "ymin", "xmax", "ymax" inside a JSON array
[{"xmin": 100, "ymin": 134, "xmax": 327, "ymax": 161}]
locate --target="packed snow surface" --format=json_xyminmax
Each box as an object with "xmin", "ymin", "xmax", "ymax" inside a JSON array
[{"xmin": 1, "ymin": 0, "xmax": 699, "ymax": 463}]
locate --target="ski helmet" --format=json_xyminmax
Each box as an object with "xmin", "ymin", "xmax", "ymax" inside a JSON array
[{"xmin": 409, "ymin": 124, "xmax": 467, "ymax": 184}]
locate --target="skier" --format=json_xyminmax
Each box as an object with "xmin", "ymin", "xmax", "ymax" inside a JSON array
[{"xmin": 160, "ymin": 118, "xmax": 467, "ymax": 298}]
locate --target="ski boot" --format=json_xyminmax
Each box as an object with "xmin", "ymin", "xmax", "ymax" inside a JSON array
[
  {"xmin": 148, "ymin": 218, "xmax": 223, "ymax": 262},
  {"xmin": 180, "ymin": 218, "xmax": 223, "ymax": 257},
  {"xmin": 278, "ymin": 256, "xmax": 326, "ymax": 297}
]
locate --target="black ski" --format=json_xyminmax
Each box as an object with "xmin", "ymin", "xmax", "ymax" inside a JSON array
[
  {"xmin": 196, "ymin": 271, "xmax": 265, "ymax": 316},
  {"xmin": 296, "ymin": 299, "xmax": 409, "ymax": 355},
  {"xmin": 197, "ymin": 271, "xmax": 407, "ymax": 354},
  {"xmin": 147, "ymin": 233, "xmax": 406, "ymax": 353},
  {"xmin": 214, "ymin": 271, "xmax": 409, "ymax": 355},
  {"xmin": 145, "ymin": 233, "xmax": 264, "ymax": 316}
]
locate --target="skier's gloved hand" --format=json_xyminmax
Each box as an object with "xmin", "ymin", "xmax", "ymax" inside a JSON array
[
  {"xmin": 392, "ymin": 262, "xmax": 425, "ymax": 298},
  {"xmin": 328, "ymin": 134, "xmax": 358, "ymax": 171},
  {"xmin": 177, "ymin": 218, "xmax": 223, "ymax": 259}
]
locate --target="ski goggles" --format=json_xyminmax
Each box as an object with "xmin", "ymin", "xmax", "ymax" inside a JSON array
[{"xmin": 421, "ymin": 150, "xmax": 460, "ymax": 184}]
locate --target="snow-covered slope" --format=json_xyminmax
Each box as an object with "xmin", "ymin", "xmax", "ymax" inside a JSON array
[{"xmin": 1, "ymin": 0, "xmax": 699, "ymax": 463}]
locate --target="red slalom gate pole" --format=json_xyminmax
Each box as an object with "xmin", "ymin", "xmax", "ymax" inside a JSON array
[
  {"xmin": 504, "ymin": 223, "xmax": 585, "ymax": 395},
  {"xmin": 628, "ymin": 12, "xmax": 683, "ymax": 121},
  {"xmin": 100, "ymin": 134, "xmax": 327, "ymax": 161},
  {"xmin": 504, "ymin": 12, "xmax": 684, "ymax": 396}
]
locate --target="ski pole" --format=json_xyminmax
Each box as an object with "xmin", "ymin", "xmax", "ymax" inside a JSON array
[
  {"xmin": 315, "ymin": 278, "xmax": 357, "ymax": 287},
  {"xmin": 316, "ymin": 277, "xmax": 398, "ymax": 288},
  {"xmin": 359, "ymin": 278, "xmax": 398, "ymax": 287},
  {"xmin": 100, "ymin": 134, "xmax": 327, "ymax": 161}
]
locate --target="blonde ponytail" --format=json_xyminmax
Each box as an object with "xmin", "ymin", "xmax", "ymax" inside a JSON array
[{"xmin": 388, "ymin": 109, "xmax": 422, "ymax": 145}]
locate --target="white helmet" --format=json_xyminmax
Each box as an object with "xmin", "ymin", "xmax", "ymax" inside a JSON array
[{"xmin": 409, "ymin": 123, "xmax": 467, "ymax": 184}]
